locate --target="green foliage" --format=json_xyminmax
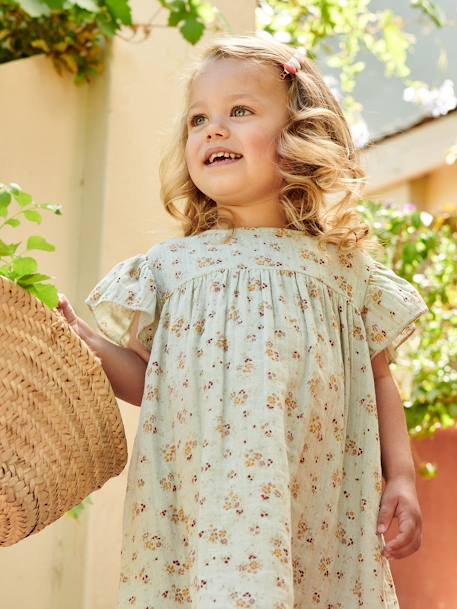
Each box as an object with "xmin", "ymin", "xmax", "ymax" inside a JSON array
[
  {"xmin": 257, "ymin": 0, "xmax": 446, "ymax": 118},
  {"xmin": 0, "ymin": 0, "xmax": 116, "ymax": 84},
  {"xmin": 360, "ymin": 199, "xmax": 457, "ymax": 441},
  {"xmin": 0, "ymin": 182, "xmax": 63, "ymax": 308},
  {"xmin": 0, "ymin": 0, "xmax": 220, "ymax": 84}
]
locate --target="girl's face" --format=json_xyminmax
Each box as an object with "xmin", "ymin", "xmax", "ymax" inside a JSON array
[{"xmin": 185, "ymin": 58, "xmax": 289, "ymax": 216}]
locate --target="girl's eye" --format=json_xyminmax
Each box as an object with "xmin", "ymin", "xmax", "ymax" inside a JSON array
[
  {"xmin": 232, "ymin": 105, "xmax": 251, "ymax": 117},
  {"xmin": 188, "ymin": 105, "xmax": 252, "ymax": 127},
  {"xmin": 190, "ymin": 115, "xmax": 206, "ymax": 127}
]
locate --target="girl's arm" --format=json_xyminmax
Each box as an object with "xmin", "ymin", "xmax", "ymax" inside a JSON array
[
  {"xmin": 371, "ymin": 349, "xmax": 415, "ymax": 482},
  {"xmin": 57, "ymin": 294, "xmax": 147, "ymax": 407},
  {"xmin": 371, "ymin": 349, "xmax": 422, "ymax": 560},
  {"xmin": 81, "ymin": 322, "xmax": 147, "ymax": 407}
]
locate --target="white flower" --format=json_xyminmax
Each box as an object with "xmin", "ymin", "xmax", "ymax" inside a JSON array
[{"xmin": 403, "ymin": 79, "xmax": 457, "ymax": 117}]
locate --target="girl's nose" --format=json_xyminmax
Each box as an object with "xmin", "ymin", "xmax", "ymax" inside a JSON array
[{"xmin": 205, "ymin": 119, "xmax": 229, "ymax": 139}]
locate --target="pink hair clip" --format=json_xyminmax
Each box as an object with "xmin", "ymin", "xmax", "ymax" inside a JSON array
[{"xmin": 280, "ymin": 48, "xmax": 306, "ymax": 80}]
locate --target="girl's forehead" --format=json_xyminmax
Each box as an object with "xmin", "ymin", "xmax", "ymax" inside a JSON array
[{"xmin": 188, "ymin": 58, "xmax": 282, "ymax": 101}]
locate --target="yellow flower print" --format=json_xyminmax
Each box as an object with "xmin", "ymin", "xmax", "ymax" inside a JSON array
[
  {"xmin": 352, "ymin": 324, "xmax": 365, "ymax": 340},
  {"xmin": 143, "ymin": 531, "xmax": 164, "ymax": 551},
  {"xmin": 255, "ymin": 255, "xmax": 277, "ymax": 266},
  {"xmin": 345, "ymin": 437, "xmax": 364, "ymax": 456},
  {"xmin": 215, "ymin": 418, "xmax": 231, "ymax": 437},
  {"xmin": 229, "ymin": 590, "xmax": 256, "ymax": 608},
  {"xmin": 266, "ymin": 340, "xmax": 280, "ymax": 361},
  {"xmin": 247, "ymin": 278, "xmax": 268, "ymax": 292},
  {"xmin": 336, "ymin": 521, "xmax": 354, "ymax": 546},
  {"xmin": 285, "ymin": 391, "xmax": 299, "ymax": 416},
  {"xmin": 244, "ymin": 449, "xmax": 273, "ymax": 468},
  {"xmin": 271, "ymin": 536, "xmax": 289, "ymax": 565},
  {"xmin": 170, "ymin": 317, "xmax": 187, "ymax": 338},
  {"xmin": 369, "ymin": 324, "xmax": 387, "ymax": 344},
  {"xmin": 259, "ymin": 301, "xmax": 273, "ymax": 317},
  {"xmin": 183, "ymin": 439, "xmax": 197, "ymax": 461},
  {"xmin": 160, "ymin": 472, "xmax": 182, "ymax": 493},
  {"xmin": 328, "ymin": 374, "xmax": 339, "ymax": 392},
  {"xmin": 143, "ymin": 414, "xmax": 158, "ymax": 434},
  {"xmin": 161, "ymin": 443, "xmax": 177, "ymax": 463},
  {"xmin": 296, "ymin": 515, "xmax": 311, "ymax": 542},
  {"xmin": 197, "ymin": 256, "xmax": 223, "ymax": 268},
  {"xmin": 260, "ymin": 482, "xmax": 283, "ymax": 501},
  {"xmin": 338, "ymin": 252, "xmax": 354, "ymax": 268},
  {"xmin": 265, "ymin": 393, "xmax": 282, "ymax": 410},
  {"xmin": 230, "ymin": 389, "xmax": 248, "ymax": 407},
  {"xmin": 293, "ymin": 555, "xmax": 305, "ymax": 585},
  {"xmin": 170, "ymin": 584, "xmax": 192, "ymax": 604},
  {"xmin": 193, "ymin": 319, "xmax": 206, "ymax": 334},
  {"xmin": 223, "ymin": 489, "xmax": 244, "ymax": 516},
  {"xmin": 236, "ymin": 357, "xmax": 256, "ymax": 374},
  {"xmin": 369, "ymin": 287, "xmax": 383, "ymax": 305},
  {"xmin": 309, "ymin": 415, "xmax": 323, "ymax": 441},
  {"xmin": 331, "ymin": 468, "xmax": 343, "ymax": 489},
  {"xmin": 237, "ymin": 553, "xmax": 262, "ymax": 574},
  {"xmin": 214, "ymin": 331, "xmax": 230, "ymax": 351},
  {"xmin": 137, "ymin": 567, "xmax": 150, "ymax": 583},
  {"xmin": 332, "ymin": 418, "xmax": 344, "ymax": 442}
]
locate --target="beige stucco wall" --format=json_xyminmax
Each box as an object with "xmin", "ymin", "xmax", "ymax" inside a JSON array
[{"xmin": 0, "ymin": 4, "xmax": 455, "ymax": 608}]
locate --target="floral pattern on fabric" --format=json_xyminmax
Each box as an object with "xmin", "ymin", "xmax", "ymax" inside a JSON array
[{"xmin": 84, "ymin": 227, "xmax": 428, "ymax": 609}]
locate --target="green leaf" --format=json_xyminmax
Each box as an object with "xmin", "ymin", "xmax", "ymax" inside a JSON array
[
  {"xmin": 0, "ymin": 239, "xmax": 20, "ymax": 256},
  {"xmin": 43, "ymin": 0, "xmax": 65, "ymax": 9},
  {"xmin": 168, "ymin": 9, "xmax": 185, "ymax": 26},
  {"xmin": 26, "ymin": 235, "xmax": 56, "ymax": 252},
  {"xmin": 95, "ymin": 12, "xmax": 118, "ymax": 36},
  {"xmin": 18, "ymin": 272, "xmax": 53, "ymax": 286},
  {"xmin": 28, "ymin": 282, "xmax": 59, "ymax": 309},
  {"xmin": 0, "ymin": 190, "xmax": 11, "ymax": 207},
  {"xmin": 38, "ymin": 203, "xmax": 63, "ymax": 215},
  {"xmin": 71, "ymin": 0, "xmax": 99, "ymax": 11},
  {"xmin": 12, "ymin": 257, "xmax": 38, "ymax": 276},
  {"xmin": 16, "ymin": 0, "xmax": 51, "ymax": 17},
  {"xmin": 5, "ymin": 218, "xmax": 21, "ymax": 227},
  {"xmin": 13, "ymin": 190, "xmax": 33, "ymax": 206},
  {"xmin": 23, "ymin": 210, "xmax": 43, "ymax": 224},
  {"xmin": 411, "ymin": 211, "xmax": 422, "ymax": 229},
  {"xmin": 180, "ymin": 16, "xmax": 204, "ymax": 44},
  {"xmin": 105, "ymin": 0, "xmax": 132, "ymax": 26}
]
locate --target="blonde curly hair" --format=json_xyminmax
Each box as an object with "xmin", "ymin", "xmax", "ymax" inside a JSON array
[{"xmin": 160, "ymin": 33, "xmax": 373, "ymax": 252}]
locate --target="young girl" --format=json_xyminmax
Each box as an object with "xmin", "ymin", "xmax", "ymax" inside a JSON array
[{"xmin": 58, "ymin": 34, "xmax": 428, "ymax": 609}]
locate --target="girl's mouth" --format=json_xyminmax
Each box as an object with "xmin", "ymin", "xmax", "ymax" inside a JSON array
[{"xmin": 205, "ymin": 157, "xmax": 243, "ymax": 168}]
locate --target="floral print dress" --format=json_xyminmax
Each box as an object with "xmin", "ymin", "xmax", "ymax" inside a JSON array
[{"xmin": 84, "ymin": 227, "xmax": 428, "ymax": 609}]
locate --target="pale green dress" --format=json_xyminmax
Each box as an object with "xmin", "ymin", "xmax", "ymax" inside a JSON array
[{"xmin": 85, "ymin": 227, "xmax": 428, "ymax": 609}]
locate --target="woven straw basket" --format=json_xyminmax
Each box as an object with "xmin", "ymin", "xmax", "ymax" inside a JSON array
[{"xmin": 0, "ymin": 276, "xmax": 128, "ymax": 547}]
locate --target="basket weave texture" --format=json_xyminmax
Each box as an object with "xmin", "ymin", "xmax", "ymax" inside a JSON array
[{"xmin": 0, "ymin": 276, "xmax": 128, "ymax": 547}]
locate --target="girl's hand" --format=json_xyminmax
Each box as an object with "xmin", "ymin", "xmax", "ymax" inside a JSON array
[
  {"xmin": 56, "ymin": 292, "xmax": 91, "ymax": 342},
  {"xmin": 377, "ymin": 476, "xmax": 422, "ymax": 560}
]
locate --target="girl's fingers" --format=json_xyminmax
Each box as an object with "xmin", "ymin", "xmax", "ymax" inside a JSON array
[{"xmin": 384, "ymin": 534, "xmax": 421, "ymax": 559}]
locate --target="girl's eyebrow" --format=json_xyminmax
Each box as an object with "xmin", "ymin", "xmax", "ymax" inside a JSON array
[{"xmin": 187, "ymin": 93, "xmax": 262, "ymax": 113}]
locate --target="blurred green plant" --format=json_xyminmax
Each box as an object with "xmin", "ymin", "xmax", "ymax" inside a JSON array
[
  {"xmin": 0, "ymin": 181, "xmax": 62, "ymax": 308},
  {"xmin": 0, "ymin": 0, "xmax": 222, "ymax": 84},
  {"xmin": 360, "ymin": 199, "xmax": 457, "ymax": 453},
  {"xmin": 257, "ymin": 0, "xmax": 448, "ymax": 120}
]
